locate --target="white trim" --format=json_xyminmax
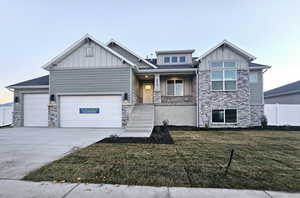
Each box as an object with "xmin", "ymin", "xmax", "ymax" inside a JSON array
[
  {"xmin": 211, "ymin": 109, "xmax": 238, "ymax": 124},
  {"xmin": 196, "ymin": 40, "xmax": 256, "ymax": 61},
  {"xmin": 210, "ymin": 61, "xmax": 237, "ymax": 91},
  {"xmin": 7, "ymin": 85, "xmax": 49, "ymax": 89},
  {"xmin": 138, "ymin": 68, "xmax": 197, "ymax": 73},
  {"xmin": 42, "ymin": 34, "xmax": 136, "ymax": 70},
  {"xmin": 56, "ymin": 92, "xmax": 124, "ymax": 96},
  {"xmin": 106, "ymin": 39, "xmax": 157, "ymax": 69}
]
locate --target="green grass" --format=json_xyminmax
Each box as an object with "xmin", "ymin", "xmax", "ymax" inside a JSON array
[{"xmin": 24, "ymin": 130, "xmax": 300, "ymax": 192}]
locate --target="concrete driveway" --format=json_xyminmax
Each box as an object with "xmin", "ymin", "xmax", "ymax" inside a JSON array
[{"xmin": 0, "ymin": 127, "xmax": 123, "ymax": 179}]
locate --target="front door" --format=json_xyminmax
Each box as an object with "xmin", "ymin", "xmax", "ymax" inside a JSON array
[{"xmin": 143, "ymin": 83, "xmax": 153, "ymax": 104}]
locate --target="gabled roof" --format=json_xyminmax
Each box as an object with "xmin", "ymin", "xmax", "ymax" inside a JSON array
[
  {"xmin": 196, "ymin": 40, "xmax": 256, "ymax": 61},
  {"xmin": 43, "ymin": 34, "xmax": 136, "ymax": 70},
  {"xmin": 7, "ymin": 75, "xmax": 49, "ymax": 89},
  {"xmin": 264, "ymin": 80, "xmax": 300, "ymax": 98},
  {"xmin": 106, "ymin": 39, "xmax": 157, "ymax": 68},
  {"xmin": 249, "ymin": 63, "xmax": 271, "ymax": 69}
]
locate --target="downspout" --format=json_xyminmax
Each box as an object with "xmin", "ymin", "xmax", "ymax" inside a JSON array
[{"xmin": 196, "ymin": 68, "xmax": 199, "ymax": 128}]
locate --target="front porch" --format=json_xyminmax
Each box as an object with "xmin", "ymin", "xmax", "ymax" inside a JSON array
[{"xmin": 134, "ymin": 73, "xmax": 197, "ymax": 105}]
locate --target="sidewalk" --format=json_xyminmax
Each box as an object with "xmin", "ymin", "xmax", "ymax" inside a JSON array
[{"xmin": 0, "ymin": 179, "xmax": 299, "ymax": 198}]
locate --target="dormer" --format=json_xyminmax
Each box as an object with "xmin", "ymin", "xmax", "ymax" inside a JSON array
[{"xmin": 155, "ymin": 49, "xmax": 195, "ymax": 65}]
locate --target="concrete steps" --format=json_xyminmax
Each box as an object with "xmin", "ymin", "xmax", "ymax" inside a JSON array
[{"xmin": 121, "ymin": 104, "xmax": 154, "ymax": 137}]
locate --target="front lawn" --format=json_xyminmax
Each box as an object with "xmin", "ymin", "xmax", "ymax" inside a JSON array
[{"xmin": 24, "ymin": 130, "xmax": 300, "ymax": 192}]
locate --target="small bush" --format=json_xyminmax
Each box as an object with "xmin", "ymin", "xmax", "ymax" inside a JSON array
[{"xmin": 261, "ymin": 115, "xmax": 268, "ymax": 128}]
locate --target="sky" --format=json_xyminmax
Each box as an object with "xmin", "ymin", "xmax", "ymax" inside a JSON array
[{"xmin": 0, "ymin": 0, "xmax": 300, "ymax": 104}]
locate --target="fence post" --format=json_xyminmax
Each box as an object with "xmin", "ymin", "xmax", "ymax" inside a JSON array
[{"xmin": 276, "ymin": 103, "xmax": 279, "ymax": 126}]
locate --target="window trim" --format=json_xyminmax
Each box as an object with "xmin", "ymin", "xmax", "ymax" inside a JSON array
[
  {"xmin": 211, "ymin": 109, "xmax": 238, "ymax": 124},
  {"xmin": 164, "ymin": 56, "xmax": 170, "ymax": 63},
  {"xmin": 171, "ymin": 56, "xmax": 178, "ymax": 63},
  {"xmin": 166, "ymin": 78, "xmax": 184, "ymax": 96},
  {"xmin": 211, "ymin": 61, "xmax": 237, "ymax": 91},
  {"xmin": 179, "ymin": 56, "xmax": 186, "ymax": 63}
]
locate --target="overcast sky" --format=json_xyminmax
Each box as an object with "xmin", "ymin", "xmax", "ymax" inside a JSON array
[{"xmin": 1, "ymin": 0, "xmax": 300, "ymax": 104}]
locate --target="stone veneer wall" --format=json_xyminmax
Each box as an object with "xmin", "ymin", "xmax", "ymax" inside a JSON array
[
  {"xmin": 198, "ymin": 70, "xmax": 251, "ymax": 127},
  {"xmin": 122, "ymin": 104, "xmax": 134, "ymax": 127},
  {"xmin": 250, "ymin": 104, "xmax": 264, "ymax": 126},
  {"xmin": 48, "ymin": 103, "xmax": 58, "ymax": 127}
]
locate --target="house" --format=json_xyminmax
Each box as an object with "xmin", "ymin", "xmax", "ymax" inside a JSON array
[
  {"xmin": 7, "ymin": 34, "xmax": 270, "ymax": 134},
  {"xmin": 264, "ymin": 80, "xmax": 300, "ymax": 104}
]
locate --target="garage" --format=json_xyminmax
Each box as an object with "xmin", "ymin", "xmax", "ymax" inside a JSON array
[
  {"xmin": 59, "ymin": 95, "xmax": 122, "ymax": 128},
  {"xmin": 23, "ymin": 94, "xmax": 49, "ymax": 127}
]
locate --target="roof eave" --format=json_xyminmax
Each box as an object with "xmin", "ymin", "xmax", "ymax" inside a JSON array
[{"xmin": 6, "ymin": 85, "xmax": 49, "ymax": 89}]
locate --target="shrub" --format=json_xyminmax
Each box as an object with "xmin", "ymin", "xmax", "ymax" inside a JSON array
[{"xmin": 261, "ymin": 115, "xmax": 268, "ymax": 128}]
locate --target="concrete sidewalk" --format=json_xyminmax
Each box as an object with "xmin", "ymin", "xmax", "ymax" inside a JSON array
[{"xmin": 0, "ymin": 180, "xmax": 299, "ymax": 198}]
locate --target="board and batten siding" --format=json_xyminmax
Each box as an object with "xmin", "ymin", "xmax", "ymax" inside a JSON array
[
  {"xmin": 53, "ymin": 41, "xmax": 127, "ymax": 68},
  {"xmin": 50, "ymin": 68, "xmax": 131, "ymax": 97},
  {"xmin": 199, "ymin": 46, "xmax": 249, "ymax": 71},
  {"xmin": 157, "ymin": 53, "xmax": 193, "ymax": 65},
  {"xmin": 249, "ymin": 70, "xmax": 263, "ymax": 104}
]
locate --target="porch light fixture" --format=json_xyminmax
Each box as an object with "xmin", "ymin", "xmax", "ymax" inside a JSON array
[
  {"xmin": 145, "ymin": 75, "xmax": 149, "ymax": 78},
  {"xmin": 14, "ymin": 96, "xmax": 19, "ymax": 104}
]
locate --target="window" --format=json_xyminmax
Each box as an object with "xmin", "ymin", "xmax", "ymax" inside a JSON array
[
  {"xmin": 179, "ymin": 56, "xmax": 186, "ymax": 63},
  {"xmin": 167, "ymin": 79, "xmax": 183, "ymax": 96},
  {"xmin": 171, "ymin": 56, "xmax": 178, "ymax": 63},
  {"xmin": 250, "ymin": 73, "xmax": 258, "ymax": 83},
  {"xmin": 212, "ymin": 109, "xmax": 237, "ymax": 123},
  {"xmin": 164, "ymin": 57, "xmax": 170, "ymax": 63},
  {"xmin": 86, "ymin": 47, "xmax": 94, "ymax": 57},
  {"xmin": 211, "ymin": 61, "xmax": 237, "ymax": 91}
]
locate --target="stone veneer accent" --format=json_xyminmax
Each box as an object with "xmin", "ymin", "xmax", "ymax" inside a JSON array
[
  {"xmin": 48, "ymin": 103, "xmax": 58, "ymax": 127},
  {"xmin": 198, "ymin": 70, "xmax": 251, "ymax": 127},
  {"xmin": 161, "ymin": 96, "xmax": 195, "ymax": 104},
  {"xmin": 122, "ymin": 104, "xmax": 134, "ymax": 127},
  {"xmin": 250, "ymin": 104, "xmax": 264, "ymax": 126},
  {"xmin": 12, "ymin": 103, "xmax": 22, "ymax": 127}
]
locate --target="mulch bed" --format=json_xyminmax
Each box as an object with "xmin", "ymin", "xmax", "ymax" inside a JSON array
[
  {"xmin": 97, "ymin": 126, "xmax": 174, "ymax": 144},
  {"xmin": 167, "ymin": 125, "xmax": 300, "ymax": 131}
]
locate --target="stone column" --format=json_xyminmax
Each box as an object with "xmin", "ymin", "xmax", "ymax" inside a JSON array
[
  {"xmin": 48, "ymin": 103, "xmax": 58, "ymax": 127},
  {"xmin": 153, "ymin": 74, "xmax": 161, "ymax": 104}
]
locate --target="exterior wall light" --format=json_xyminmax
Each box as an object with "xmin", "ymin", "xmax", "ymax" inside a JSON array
[
  {"xmin": 14, "ymin": 96, "xmax": 19, "ymax": 104},
  {"xmin": 50, "ymin": 94, "xmax": 56, "ymax": 103},
  {"xmin": 123, "ymin": 93, "xmax": 129, "ymax": 104}
]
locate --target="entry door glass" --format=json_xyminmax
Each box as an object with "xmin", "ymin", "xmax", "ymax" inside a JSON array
[{"xmin": 143, "ymin": 84, "xmax": 153, "ymax": 103}]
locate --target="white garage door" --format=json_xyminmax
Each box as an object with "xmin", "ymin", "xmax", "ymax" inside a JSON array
[
  {"xmin": 60, "ymin": 95, "xmax": 122, "ymax": 128},
  {"xmin": 24, "ymin": 94, "xmax": 49, "ymax": 127}
]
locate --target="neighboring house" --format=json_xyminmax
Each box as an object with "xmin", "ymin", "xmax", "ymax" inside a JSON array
[
  {"xmin": 264, "ymin": 80, "xmax": 300, "ymax": 104},
  {"xmin": 7, "ymin": 34, "xmax": 270, "ymax": 132}
]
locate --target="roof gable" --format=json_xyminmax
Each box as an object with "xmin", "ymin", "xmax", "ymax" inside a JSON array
[
  {"xmin": 196, "ymin": 40, "xmax": 256, "ymax": 62},
  {"xmin": 106, "ymin": 39, "xmax": 157, "ymax": 69},
  {"xmin": 43, "ymin": 34, "xmax": 136, "ymax": 70}
]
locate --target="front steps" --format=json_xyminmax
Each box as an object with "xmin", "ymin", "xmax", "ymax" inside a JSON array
[{"xmin": 121, "ymin": 104, "xmax": 154, "ymax": 137}]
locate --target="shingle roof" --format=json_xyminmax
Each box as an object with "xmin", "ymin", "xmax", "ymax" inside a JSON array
[
  {"xmin": 264, "ymin": 80, "xmax": 300, "ymax": 98},
  {"xmin": 249, "ymin": 63, "xmax": 270, "ymax": 69},
  {"xmin": 8, "ymin": 75, "xmax": 49, "ymax": 88}
]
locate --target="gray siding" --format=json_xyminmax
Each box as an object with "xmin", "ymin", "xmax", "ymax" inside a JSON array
[
  {"xmin": 54, "ymin": 41, "xmax": 127, "ymax": 68},
  {"xmin": 157, "ymin": 53, "xmax": 193, "ymax": 65},
  {"xmin": 250, "ymin": 70, "xmax": 263, "ymax": 104},
  {"xmin": 265, "ymin": 93, "xmax": 300, "ymax": 104},
  {"xmin": 13, "ymin": 88, "xmax": 49, "ymax": 127},
  {"xmin": 160, "ymin": 75, "xmax": 194, "ymax": 96},
  {"xmin": 50, "ymin": 68, "xmax": 131, "ymax": 98},
  {"xmin": 155, "ymin": 105, "xmax": 197, "ymax": 126}
]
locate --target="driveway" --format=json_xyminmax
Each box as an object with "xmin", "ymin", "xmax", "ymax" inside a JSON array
[{"xmin": 0, "ymin": 127, "xmax": 123, "ymax": 179}]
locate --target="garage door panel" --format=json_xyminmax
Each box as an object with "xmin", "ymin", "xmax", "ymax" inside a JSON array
[
  {"xmin": 60, "ymin": 96, "xmax": 122, "ymax": 128},
  {"xmin": 24, "ymin": 94, "xmax": 49, "ymax": 127}
]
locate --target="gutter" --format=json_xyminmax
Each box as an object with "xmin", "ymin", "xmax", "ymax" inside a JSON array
[
  {"xmin": 137, "ymin": 68, "xmax": 197, "ymax": 73},
  {"xmin": 6, "ymin": 85, "xmax": 49, "ymax": 89}
]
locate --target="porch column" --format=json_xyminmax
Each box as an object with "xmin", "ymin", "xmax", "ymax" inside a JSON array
[{"xmin": 154, "ymin": 74, "xmax": 161, "ymax": 104}]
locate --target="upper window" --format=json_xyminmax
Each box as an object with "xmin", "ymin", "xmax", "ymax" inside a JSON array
[
  {"xmin": 212, "ymin": 109, "xmax": 237, "ymax": 123},
  {"xmin": 250, "ymin": 73, "xmax": 258, "ymax": 83},
  {"xmin": 86, "ymin": 47, "xmax": 94, "ymax": 57},
  {"xmin": 167, "ymin": 79, "xmax": 183, "ymax": 96},
  {"xmin": 171, "ymin": 57, "xmax": 178, "ymax": 63},
  {"xmin": 211, "ymin": 61, "xmax": 237, "ymax": 91},
  {"xmin": 164, "ymin": 57, "xmax": 170, "ymax": 63},
  {"xmin": 179, "ymin": 56, "xmax": 186, "ymax": 63}
]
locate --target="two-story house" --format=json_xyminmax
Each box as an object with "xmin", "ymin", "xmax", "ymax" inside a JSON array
[{"xmin": 7, "ymin": 34, "xmax": 270, "ymax": 136}]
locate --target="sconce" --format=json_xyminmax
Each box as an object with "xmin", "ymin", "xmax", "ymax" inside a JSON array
[
  {"xmin": 14, "ymin": 96, "xmax": 19, "ymax": 104},
  {"xmin": 50, "ymin": 94, "xmax": 56, "ymax": 103},
  {"xmin": 123, "ymin": 93, "xmax": 128, "ymax": 103}
]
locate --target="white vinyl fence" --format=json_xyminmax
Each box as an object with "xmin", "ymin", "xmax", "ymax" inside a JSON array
[
  {"xmin": 0, "ymin": 106, "xmax": 13, "ymax": 127},
  {"xmin": 265, "ymin": 104, "xmax": 300, "ymax": 126}
]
